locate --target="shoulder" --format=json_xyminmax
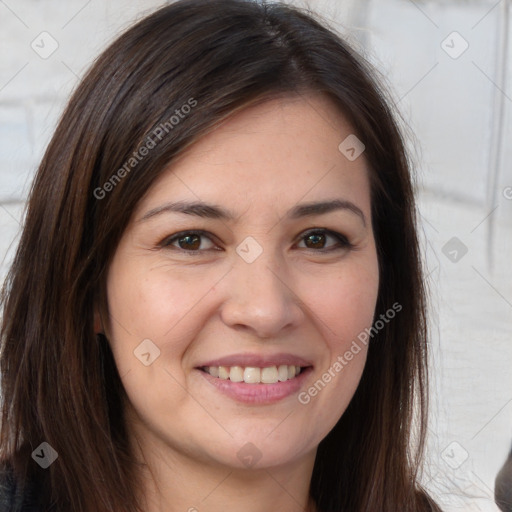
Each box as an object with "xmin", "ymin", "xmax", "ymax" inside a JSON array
[{"xmin": 0, "ymin": 462, "xmax": 44, "ymax": 512}]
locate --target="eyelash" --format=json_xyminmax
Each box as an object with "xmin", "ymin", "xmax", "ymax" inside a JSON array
[{"xmin": 159, "ymin": 228, "xmax": 354, "ymax": 255}]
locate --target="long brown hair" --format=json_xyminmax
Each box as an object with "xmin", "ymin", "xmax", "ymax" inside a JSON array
[{"xmin": 0, "ymin": 1, "xmax": 440, "ymax": 510}]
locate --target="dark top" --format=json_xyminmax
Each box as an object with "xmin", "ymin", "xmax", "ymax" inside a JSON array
[
  {"xmin": 0, "ymin": 463, "xmax": 43, "ymax": 512},
  {"xmin": 495, "ymin": 445, "xmax": 512, "ymax": 512}
]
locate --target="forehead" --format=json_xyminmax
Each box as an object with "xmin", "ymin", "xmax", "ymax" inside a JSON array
[{"xmin": 134, "ymin": 93, "xmax": 372, "ymax": 223}]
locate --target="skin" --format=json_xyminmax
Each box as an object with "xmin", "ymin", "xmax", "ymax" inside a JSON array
[{"xmin": 97, "ymin": 93, "xmax": 380, "ymax": 512}]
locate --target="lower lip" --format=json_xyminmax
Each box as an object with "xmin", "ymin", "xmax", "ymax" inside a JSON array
[{"xmin": 196, "ymin": 367, "xmax": 313, "ymax": 404}]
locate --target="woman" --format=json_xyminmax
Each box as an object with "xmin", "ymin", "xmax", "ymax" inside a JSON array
[{"xmin": 0, "ymin": 1, "xmax": 441, "ymax": 510}]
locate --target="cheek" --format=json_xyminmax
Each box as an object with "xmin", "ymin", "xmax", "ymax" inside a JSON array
[
  {"xmin": 104, "ymin": 264, "xmax": 198, "ymax": 420},
  {"xmin": 302, "ymin": 255, "xmax": 379, "ymax": 347},
  {"xmin": 104, "ymin": 257, "xmax": 227, "ymax": 379},
  {"xmin": 106, "ymin": 260, "xmax": 204, "ymax": 338},
  {"xmin": 295, "ymin": 254, "xmax": 378, "ymax": 425}
]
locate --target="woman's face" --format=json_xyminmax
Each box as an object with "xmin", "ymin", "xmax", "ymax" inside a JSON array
[{"xmin": 103, "ymin": 94, "xmax": 379, "ymax": 470}]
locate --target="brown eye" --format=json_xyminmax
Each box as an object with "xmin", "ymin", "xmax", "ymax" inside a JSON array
[
  {"xmin": 298, "ymin": 229, "xmax": 352, "ymax": 252},
  {"xmin": 176, "ymin": 234, "xmax": 201, "ymax": 250},
  {"xmin": 161, "ymin": 231, "xmax": 217, "ymax": 252},
  {"xmin": 304, "ymin": 232, "xmax": 327, "ymax": 249}
]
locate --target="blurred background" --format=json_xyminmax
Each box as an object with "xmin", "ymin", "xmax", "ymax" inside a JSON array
[{"xmin": 0, "ymin": 0, "xmax": 511, "ymax": 510}]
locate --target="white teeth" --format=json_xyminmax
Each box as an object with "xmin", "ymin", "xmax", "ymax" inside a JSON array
[
  {"xmin": 261, "ymin": 366, "xmax": 278, "ymax": 384},
  {"xmin": 203, "ymin": 364, "xmax": 304, "ymax": 383},
  {"xmin": 243, "ymin": 367, "xmax": 261, "ymax": 383},
  {"xmin": 218, "ymin": 366, "xmax": 229, "ymax": 380},
  {"xmin": 278, "ymin": 365, "xmax": 289, "ymax": 382},
  {"xmin": 229, "ymin": 366, "xmax": 244, "ymax": 382}
]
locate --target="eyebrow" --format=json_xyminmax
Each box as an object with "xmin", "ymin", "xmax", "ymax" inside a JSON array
[{"xmin": 138, "ymin": 198, "xmax": 366, "ymax": 226}]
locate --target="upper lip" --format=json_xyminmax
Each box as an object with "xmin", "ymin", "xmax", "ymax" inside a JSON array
[{"xmin": 196, "ymin": 353, "xmax": 313, "ymax": 368}]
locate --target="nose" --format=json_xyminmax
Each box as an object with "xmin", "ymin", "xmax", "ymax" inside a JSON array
[{"xmin": 219, "ymin": 249, "xmax": 305, "ymax": 339}]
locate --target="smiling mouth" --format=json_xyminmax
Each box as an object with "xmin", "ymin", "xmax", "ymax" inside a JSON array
[{"xmin": 198, "ymin": 365, "xmax": 309, "ymax": 384}]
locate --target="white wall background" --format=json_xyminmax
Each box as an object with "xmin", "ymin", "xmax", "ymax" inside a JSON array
[{"xmin": 0, "ymin": 1, "xmax": 511, "ymax": 510}]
